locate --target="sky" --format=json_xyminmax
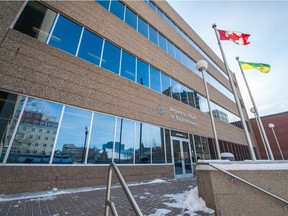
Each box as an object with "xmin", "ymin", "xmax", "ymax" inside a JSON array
[{"xmin": 167, "ymin": 0, "xmax": 288, "ymax": 118}]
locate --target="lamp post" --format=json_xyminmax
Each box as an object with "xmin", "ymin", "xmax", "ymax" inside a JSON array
[
  {"xmin": 268, "ymin": 123, "xmax": 284, "ymax": 160},
  {"xmin": 81, "ymin": 126, "xmax": 89, "ymax": 164},
  {"xmin": 250, "ymin": 108, "xmax": 269, "ymax": 159},
  {"xmin": 196, "ymin": 60, "xmax": 221, "ymax": 159}
]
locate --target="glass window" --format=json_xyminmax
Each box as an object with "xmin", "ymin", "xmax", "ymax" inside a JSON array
[
  {"xmin": 199, "ymin": 96, "xmax": 209, "ymax": 113},
  {"xmin": 150, "ymin": 66, "xmax": 161, "ymax": 93},
  {"xmin": 148, "ymin": 0, "xmax": 157, "ymax": 12},
  {"xmin": 101, "ymin": 40, "xmax": 121, "ymax": 74},
  {"xmin": 6, "ymin": 98, "xmax": 62, "ymax": 164},
  {"xmin": 120, "ymin": 50, "xmax": 136, "ymax": 81},
  {"xmin": 125, "ymin": 7, "xmax": 137, "ymax": 30},
  {"xmin": 135, "ymin": 123, "xmax": 150, "ymax": 163},
  {"xmin": 114, "ymin": 119, "xmax": 134, "ymax": 164},
  {"xmin": 138, "ymin": 17, "xmax": 148, "ymax": 38},
  {"xmin": 165, "ymin": 129, "xmax": 172, "ymax": 163},
  {"xmin": 161, "ymin": 73, "xmax": 171, "ymax": 97},
  {"xmin": 180, "ymin": 85, "xmax": 189, "ymax": 105},
  {"xmin": 194, "ymin": 135, "xmax": 203, "ymax": 161},
  {"xmin": 88, "ymin": 113, "xmax": 115, "ymax": 164},
  {"xmin": 77, "ymin": 29, "xmax": 103, "ymax": 66},
  {"xmin": 167, "ymin": 40, "xmax": 175, "ymax": 58},
  {"xmin": 175, "ymin": 47, "xmax": 183, "ymax": 63},
  {"xmin": 96, "ymin": 0, "xmax": 110, "ymax": 10},
  {"xmin": 53, "ymin": 106, "xmax": 92, "ymax": 164},
  {"xmin": 194, "ymin": 92, "xmax": 201, "ymax": 110},
  {"xmin": 189, "ymin": 134, "xmax": 196, "ymax": 163},
  {"xmin": 171, "ymin": 79, "xmax": 181, "ymax": 101},
  {"xmin": 157, "ymin": 9, "xmax": 165, "ymax": 19},
  {"xmin": 110, "ymin": 0, "xmax": 125, "ymax": 20},
  {"xmin": 201, "ymin": 136, "xmax": 211, "ymax": 160},
  {"xmin": 48, "ymin": 15, "xmax": 82, "ymax": 55},
  {"xmin": 151, "ymin": 126, "xmax": 164, "ymax": 163},
  {"xmin": 149, "ymin": 26, "xmax": 158, "ymax": 46},
  {"xmin": 137, "ymin": 59, "xmax": 149, "ymax": 88},
  {"xmin": 13, "ymin": 1, "xmax": 57, "ymax": 43},
  {"xmin": 158, "ymin": 33, "xmax": 167, "ymax": 52}
]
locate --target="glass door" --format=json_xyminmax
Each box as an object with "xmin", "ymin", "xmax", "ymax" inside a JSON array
[{"xmin": 172, "ymin": 139, "xmax": 193, "ymax": 177}]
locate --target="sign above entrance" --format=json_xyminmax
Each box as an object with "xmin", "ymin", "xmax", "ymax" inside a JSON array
[{"xmin": 169, "ymin": 107, "xmax": 197, "ymax": 126}]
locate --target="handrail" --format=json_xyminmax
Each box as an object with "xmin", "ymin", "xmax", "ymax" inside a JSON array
[
  {"xmin": 199, "ymin": 162, "xmax": 288, "ymax": 205},
  {"xmin": 104, "ymin": 162, "xmax": 143, "ymax": 216}
]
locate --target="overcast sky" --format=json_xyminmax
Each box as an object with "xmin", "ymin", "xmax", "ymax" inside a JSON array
[{"xmin": 167, "ymin": 0, "xmax": 288, "ymax": 118}]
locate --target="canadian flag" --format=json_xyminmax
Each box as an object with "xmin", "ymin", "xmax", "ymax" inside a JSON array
[{"xmin": 217, "ymin": 29, "xmax": 250, "ymax": 45}]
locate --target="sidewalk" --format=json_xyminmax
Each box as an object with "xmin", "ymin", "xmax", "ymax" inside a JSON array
[{"xmin": 0, "ymin": 177, "xmax": 214, "ymax": 216}]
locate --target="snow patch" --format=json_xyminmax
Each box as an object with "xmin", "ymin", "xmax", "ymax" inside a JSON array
[
  {"xmin": 163, "ymin": 187, "xmax": 214, "ymax": 216},
  {"xmin": 149, "ymin": 208, "xmax": 171, "ymax": 216}
]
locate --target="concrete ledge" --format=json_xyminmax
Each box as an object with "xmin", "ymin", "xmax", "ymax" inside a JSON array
[
  {"xmin": 196, "ymin": 161, "xmax": 288, "ymax": 216},
  {"xmin": 0, "ymin": 164, "xmax": 174, "ymax": 194}
]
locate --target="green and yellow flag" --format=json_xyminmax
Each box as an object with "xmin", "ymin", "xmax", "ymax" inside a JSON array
[{"xmin": 239, "ymin": 61, "xmax": 271, "ymax": 73}]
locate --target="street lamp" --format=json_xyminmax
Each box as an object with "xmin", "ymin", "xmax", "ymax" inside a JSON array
[
  {"xmin": 268, "ymin": 123, "xmax": 284, "ymax": 160},
  {"xmin": 196, "ymin": 60, "xmax": 221, "ymax": 159},
  {"xmin": 81, "ymin": 126, "xmax": 89, "ymax": 164},
  {"xmin": 250, "ymin": 107, "xmax": 269, "ymax": 159}
]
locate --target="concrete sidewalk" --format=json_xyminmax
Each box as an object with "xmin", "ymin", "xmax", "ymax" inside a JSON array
[{"xmin": 0, "ymin": 177, "xmax": 213, "ymax": 216}]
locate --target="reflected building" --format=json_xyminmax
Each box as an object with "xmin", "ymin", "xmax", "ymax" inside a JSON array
[{"xmin": 0, "ymin": 0, "xmax": 258, "ymax": 194}]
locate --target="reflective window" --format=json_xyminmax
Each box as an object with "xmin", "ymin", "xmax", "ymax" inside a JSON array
[
  {"xmin": 158, "ymin": 33, "xmax": 167, "ymax": 52},
  {"xmin": 88, "ymin": 113, "xmax": 115, "ymax": 164},
  {"xmin": 167, "ymin": 40, "xmax": 175, "ymax": 58},
  {"xmin": 137, "ymin": 59, "xmax": 149, "ymax": 88},
  {"xmin": 101, "ymin": 40, "xmax": 121, "ymax": 74},
  {"xmin": 180, "ymin": 85, "xmax": 189, "ymax": 105},
  {"xmin": 125, "ymin": 7, "xmax": 137, "ymax": 30},
  {"xmin": 77, "ymin": 29, "xmax": 103, "ymax": 66},
  {"xmin": 110, "ymin": 0, "xmax": 125, "ymax": 20},
  {"xmin": 149, "ymin": 26, "xmax": 158, "ymax": 46},
  {"xmin": 189, "ymin": 134, "xmax": 196, "ymax": 163},
  {"xmin": 53, "ymin": 106, "xmax": 92, "ymax": 164},
  {"xmin": 194, "ymin": 135, "xmax": 203, "ymax": 161},
  {"xmin": 175, "ymin": 47, "xmax": 183, "ymax": 63},
  {"xmin": 114, "ymin": 119, "xmax": 134, "ymax": 164},
  {"xmin": 148, "ymin": 0, "xmax": 157, "ymax": 12},
  {"xmin": 138, "ymin": 17, "xmax": 148, "ymax": 38},
  {"xmin": 120, "ymin": 50, "xmax": 136, "ymax": 81},
  {"xmin": 13, "ymin": 1, "xmax": 56, "ymax": 43},
  {"xmin": 151, "ymin": 126, "xmax": 164, "ymax": 163},
  {"xmin": 161, "ymin": 73, "xmax": 171, "ymax": 97},
  {"xmin": 171, "ymin": 79, "xmax": 181, "ymax": 101},
  {"xmin": 96, "ymin": 0, "xmax": 110, "ymax": 10},
  {"xmin": 187, "ymin": 88, "xmax": 195, "ymax": 108},
  {"xmin": 201, "ymin": 136, "xmax": 211, "ymax": 160},
  {"xmin": 135, "ymin": 123, "xmax": 150, "ymax": 163},
  {"xmin": 165, "ymin": 129, "xmax": 172, "ymax": 163},
  {"xmin": 150, "ymin": 66, "xmax": 161, "ymax": 93},
  {"xmin": 7, "ymin": 98, "xmax": 62, "ymax": 164},
  {"xmin": 48, "ymin": 15, "xmax": 82, "ymax": 55},
  {"xmin": 199, "ymin": 96, "xmax": 209, "ymax": 113}
]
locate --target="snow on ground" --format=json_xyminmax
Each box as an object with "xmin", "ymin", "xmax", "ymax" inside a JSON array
[
  {"xmin": 149, "ymin": 208, "xmax": 171, "ymax": 216},
  {"xmin": 161, "ymin": 187, "xmax": 214, "ymax": 216}
]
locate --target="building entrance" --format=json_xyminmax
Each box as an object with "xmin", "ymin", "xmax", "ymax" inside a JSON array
[{"xmin": 172, "ymin": 137, "xmax": 193, "ymax": 177}]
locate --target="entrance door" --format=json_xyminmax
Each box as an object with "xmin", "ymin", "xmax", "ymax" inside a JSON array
[{"xmin": 172, "ymin": 139, "xmax": 193, "ymax": 177}]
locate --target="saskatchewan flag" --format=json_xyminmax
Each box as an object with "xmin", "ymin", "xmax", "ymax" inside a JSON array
[{"xmin": 239, "ymin": 61, "xmax": 271, "ymax": 73}]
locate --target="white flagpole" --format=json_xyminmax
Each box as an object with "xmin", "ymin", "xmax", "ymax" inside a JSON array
[
  {"xmin": 212, "ymin": 24, "xmax": 256, "ymax": 160},
  {"xmin": 236, "ymin": 57, "xmax": 274, "ymax": 160}
]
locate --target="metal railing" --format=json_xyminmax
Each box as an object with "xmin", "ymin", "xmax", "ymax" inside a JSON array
[
  {"xmin": 104, "ymin": 162, "xmax": 143, "ymax": 216},
  {"xmin": 200, "ymin": 162, "xmax": 288, "ymax": 205}
]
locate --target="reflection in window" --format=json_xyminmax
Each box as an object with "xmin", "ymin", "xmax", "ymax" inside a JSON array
[
  {"xmin": 161, "ymin": 73, "xmax": 171, "ymax": 97},
  {"xmin": 77, "ymin": 29, "xmax": 103, "ymax": 66},
  {"xmin": 88, "ymin": 113, "xmax": 115, "ymax": 164},
  {"xmin": 48, "ymin": 15, "xmax": 82, "ymax": 55},
  {"xmin": 7, "ymin": 98, "xmax": 62, "ymax": 164},
  {"xmin": 187, "ymin": 89, "xmax": 196, "ymax": 108},
  {"xmin": 96, "ymin": 0, "xmax": 110, "ymax": 10},
  {"xmin": 171, "ymin": 79, "xmax": 181, "ymax": 101},
  {"xmin": 194, "ymin": 135, "xmax": 203, "ymax": 161},
  {"xmin": 201, "ymin": 136, "xmax": 211, "ymax": 160},
  {"xmin": 180, "ymin": 85, "xmax": 189, "ymax": 105},
  {"xmin": 138, "ymin": 17, "xmax": 148, "ymax": 38},
  {"xmin": 149, "ymin": 25, "xmax": 158, "ymax": 46},
  {"xmin": 151, "ymin": 126, "xmax": 164, "ymax": 163},
  {"xmin": 165, "ymin": 129, "xmax": 172, "ymax": 163},
  {"xmin": 135, "ymin": 123, "xmax": 151, "ymax": 163},
  {"xmin": 150, "ymin": 66, "xmax": 161, "ymax": 93},
  {"xmin": 115, "ymin": 119, "xmax": 134, "ymax": 164},
  {"xmin": 158, "ymin": 33, "xmax": 167, "ymax": 52},
  {"xmin": 110, "ymin": 0, "xmax": 125, "ymax": 20},
  {"xmin": 53, "ymin": 106, "xmax": 92, "ymax": 164},
  {"xmin": 125, "ymin": 7, "xmax": 137, "ymax": 30},
  {"xmin": 120, "ymin": 51, "xmax": 136, "ymax": 81},
  {"xmin": 101, "ymin": 40, "xmax": 121, "ymax": 74},
  {"xmin": 137, "ymin": 59, "xmax": 149, "ymax": 88},
  {"xmin": 167, "ymin": 40, "xmax": 175, "ymax": 58},
  {"xmin": 13, "ymin": 1, "xmax": 56, "ymax": 43}
]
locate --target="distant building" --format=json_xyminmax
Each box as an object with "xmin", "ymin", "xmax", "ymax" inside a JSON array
[{"xmin": 250, "ymin": 111, "xmax": 288, "ymax": 160}]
